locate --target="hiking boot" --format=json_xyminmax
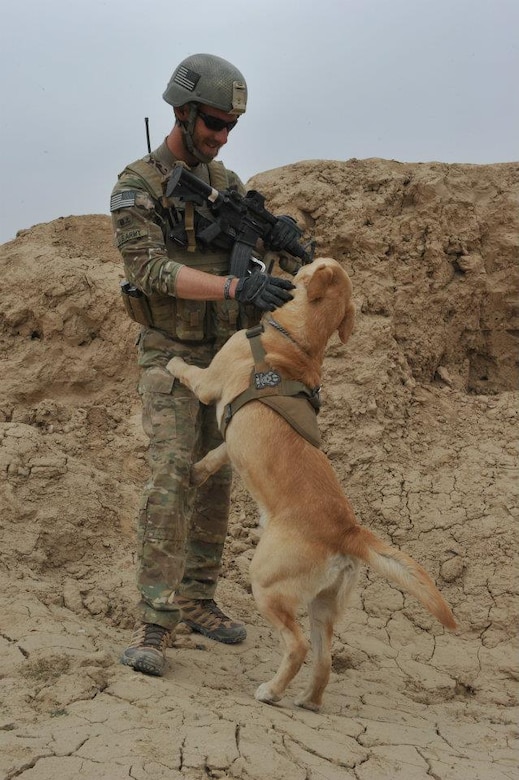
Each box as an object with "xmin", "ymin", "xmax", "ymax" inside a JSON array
[
  {"xmin": 120, "ymin": 622, "xmax": 172, "ymax": 676},
  {"xmin": 175, "ymin": 597, "xmax": 247, "ymax": 644}
]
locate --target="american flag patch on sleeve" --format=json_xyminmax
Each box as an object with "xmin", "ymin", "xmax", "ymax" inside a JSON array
[{"xmin": 110, "ymin": 191, "xmax": 136, "ymax": 211}]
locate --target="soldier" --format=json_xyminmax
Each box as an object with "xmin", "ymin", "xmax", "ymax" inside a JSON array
[{"xmin": 111, "ymin": 53, "xmax": 301, "ymax": 676}]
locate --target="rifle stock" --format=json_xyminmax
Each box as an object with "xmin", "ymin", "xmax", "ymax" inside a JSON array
[{"xmin": 165, "ymin": 165, "xmax": 313, "ymax": 275}]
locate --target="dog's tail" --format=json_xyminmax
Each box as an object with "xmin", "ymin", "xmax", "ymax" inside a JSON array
[{"xmin": 344, "ymin": 526, "xmax": 457, "ymax": 629}]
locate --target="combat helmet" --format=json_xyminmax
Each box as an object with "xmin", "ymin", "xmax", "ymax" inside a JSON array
[{"xmin": 163, "ymin": 53, "xmax": 247, "ymax": 116}]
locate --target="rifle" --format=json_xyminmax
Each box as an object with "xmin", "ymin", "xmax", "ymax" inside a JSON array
[{"xmin": 164, "ymin": 165, "xmax": 314, "ymax": 277}]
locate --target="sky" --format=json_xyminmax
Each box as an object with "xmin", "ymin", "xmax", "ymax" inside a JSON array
[{"xmin": 1, "ymin": 0, "xmax": 518, "ymax": 245}]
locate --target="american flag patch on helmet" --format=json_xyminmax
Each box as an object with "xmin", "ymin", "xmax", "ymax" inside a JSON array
[
  {"xmin": 173, "ymin": 65, "xmax": 200, "ymax": 92},
  {"xmin": 110, "ymin": 191, "xmax": 136, "ymax": 211}
]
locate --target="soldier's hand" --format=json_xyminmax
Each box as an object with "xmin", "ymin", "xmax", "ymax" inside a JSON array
[
  {"xmin": 235, "ymin": 273, "xmax": 295, "ymax": 311},
  {"xmin": 267, "ymin": 215, "xmax": 302, "ymax": 253}
]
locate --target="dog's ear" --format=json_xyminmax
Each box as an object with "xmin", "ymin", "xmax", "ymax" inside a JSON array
[
  {"xmin": 306, "ymin": 264, "xmax": 335, "ymax": 301},
  {"xmin": 338, "ymin": 301, "xmax": 355, "ymax": 344}
]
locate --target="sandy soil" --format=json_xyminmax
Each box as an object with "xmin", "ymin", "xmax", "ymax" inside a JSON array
[{"xmin": 1, "ymin": 158, "xmax": 518, "ymax": 779}]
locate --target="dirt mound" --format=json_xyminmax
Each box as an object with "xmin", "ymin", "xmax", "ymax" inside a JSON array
[{"xmin": 1, "ymin": 159, "xmax": 517, "ymax": 779}]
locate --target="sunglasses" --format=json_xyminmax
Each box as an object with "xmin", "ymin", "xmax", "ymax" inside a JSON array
[{"xmin": 197, "ymin": 110, "xmax": 238, "ymax": 133}]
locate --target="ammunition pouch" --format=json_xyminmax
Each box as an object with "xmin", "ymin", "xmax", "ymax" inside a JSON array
[
  {"xmin": 120, "ymin": 279, "xmax": 260, "ymax": 344},
  {"xmin": 278, "ymin": 252, "xmax": 303, "ymax": 276},
  {"xmin": 121, "ymin": 280, "xmax": 208, "ymax": 341},
  {"xmin": 120, "ymin": 281, "xmax": 153, "ymax": 327}
]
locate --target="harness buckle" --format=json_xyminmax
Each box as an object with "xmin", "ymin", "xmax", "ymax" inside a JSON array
[
  {"xmin": 224, "ymin": 403, "xmax": 233, "ymax": 425},
  {"xmin": 246, "ymin": 324, "xmax": 264, "ymax": 340},
  {"xmin": 309, "ymin": 386, "xmax": 322, "ymax": 411}
]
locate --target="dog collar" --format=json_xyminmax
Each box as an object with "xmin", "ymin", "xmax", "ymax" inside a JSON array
[
  {"xmin": 265, "ymin": 316, "xmax": 310, "ymax": 356},
  {"xmin": 266, "ymin": 316, "xmax": 296, "ymax": 342}
]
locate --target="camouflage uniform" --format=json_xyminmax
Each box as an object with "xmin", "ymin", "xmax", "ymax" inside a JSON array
[{"xmin": 111, "ymin": 140, "xmax": 260, "ymax": 630}]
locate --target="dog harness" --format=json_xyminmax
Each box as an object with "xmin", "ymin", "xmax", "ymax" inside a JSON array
[{"xmin": 220, "ymin": 323, "xmax": 322, "ymax": 448}]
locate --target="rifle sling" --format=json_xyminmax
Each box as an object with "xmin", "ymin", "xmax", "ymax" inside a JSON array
[{"xmin": 184, "ymin": 201, "xmax": 196, "ymax": 252}]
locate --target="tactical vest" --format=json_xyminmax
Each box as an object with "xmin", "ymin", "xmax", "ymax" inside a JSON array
[{"xmin": 120, "ymin": 155, "xmax": 260, "ymax": 344}]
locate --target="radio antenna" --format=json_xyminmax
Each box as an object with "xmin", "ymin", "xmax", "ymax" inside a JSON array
[{"xmin": 144, "ymin": 117, "xmax": 151, "ymax": 154}]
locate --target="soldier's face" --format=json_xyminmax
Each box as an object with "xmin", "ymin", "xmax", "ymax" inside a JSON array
[{"xmin": 191, "ymin": 104, "xmax": 237, "ymax": 159}]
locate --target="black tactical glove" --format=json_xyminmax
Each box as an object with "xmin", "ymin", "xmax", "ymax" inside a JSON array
[
  {"xmin": 267, "ymin": 215, "xmax": 302, "ymax": 253},
  {"xmin": 235, "ymin": 273, "xmax": 295, "ymax": 311}
]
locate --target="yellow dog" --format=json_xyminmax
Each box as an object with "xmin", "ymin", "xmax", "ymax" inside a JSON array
[{"xmin": 167, "ymin": 257, "xmax": 456, "ymax": 711}]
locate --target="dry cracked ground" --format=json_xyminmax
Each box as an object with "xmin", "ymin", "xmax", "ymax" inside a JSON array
[{"xmin": 1, "ymin": 158, "xmax": 518, "ymax": 779}]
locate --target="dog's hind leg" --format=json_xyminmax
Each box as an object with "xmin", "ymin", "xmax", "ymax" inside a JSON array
[
  {"xmin": 293, "ymin": 594, "xmax": 335, "ymax": 712},
  {"xmin": 191, "ymin": 443, "xmax": 229, "ymax": 486},
  {"xmin": 295, "ymin": 558, "xmax": 359, "ymax": 712},
  {"xmin": 253, "ymin": 586, "xmax": 310, "ymax": 706}
]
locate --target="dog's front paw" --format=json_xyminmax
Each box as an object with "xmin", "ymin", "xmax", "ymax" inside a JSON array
[
  {"xmin": 190, "ymin": 463, "xmax": 209, "ymax": 487},
  {"xmin": 255, "ymin": 683, "xmax": 282, "ymax": 705},
  {"xmin": 166, "ymin": 356, "xmax": 185, "ymax": 377}
]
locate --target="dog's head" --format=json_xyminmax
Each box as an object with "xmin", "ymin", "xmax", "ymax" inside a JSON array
[{"xmin": 290, "ymin": 257, "xmax": 355, "ymax": 346}]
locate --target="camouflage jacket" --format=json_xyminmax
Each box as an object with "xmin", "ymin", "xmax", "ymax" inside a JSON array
[{"xmin": 110, "ymin": 140, "xmax": 258, "ymax": 342}]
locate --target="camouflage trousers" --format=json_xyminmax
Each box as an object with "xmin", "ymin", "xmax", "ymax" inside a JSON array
[{"xmin": 135, "ymin": 328, "xmax": 232, "ymax": 630}]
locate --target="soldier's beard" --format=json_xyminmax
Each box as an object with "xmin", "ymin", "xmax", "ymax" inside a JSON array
[{"xmin": 181, "ymin": 125, "xmax": 215, "ymax": 165}]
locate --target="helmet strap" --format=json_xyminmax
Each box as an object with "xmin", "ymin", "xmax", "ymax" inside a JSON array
[{"xmin": 179, "ymin": 104, "xmax": 213, "ymax": 165}]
